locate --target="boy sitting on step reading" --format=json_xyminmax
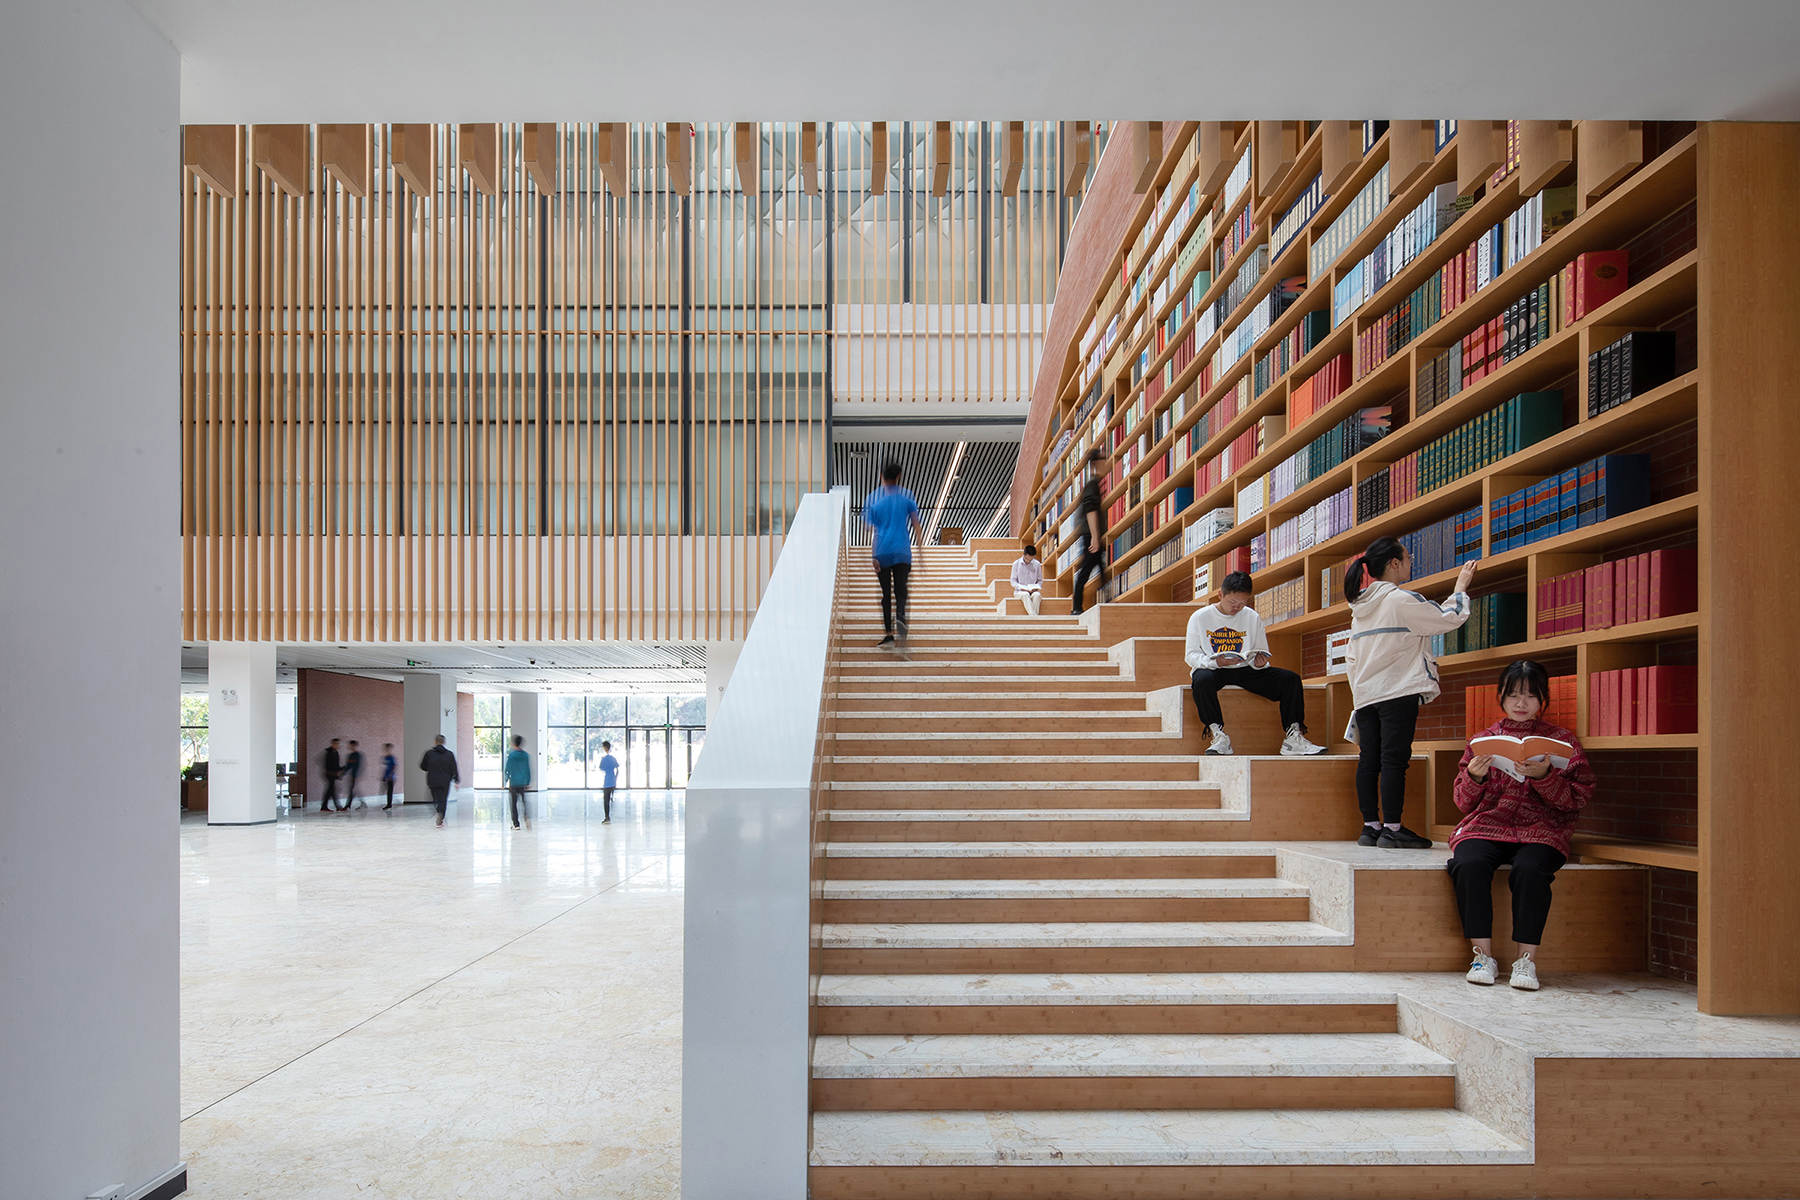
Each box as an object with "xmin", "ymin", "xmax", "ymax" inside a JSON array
[{"xmin": 1184, "ymin": 572, "xmax": 1326, "ymax": 757}]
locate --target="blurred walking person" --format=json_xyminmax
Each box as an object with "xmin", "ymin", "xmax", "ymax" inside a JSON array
[
  {"xmin": 598, "ymin": 740, "xmax": 620, "ymax": 824},
  {"xmin": 344, "ymin": 740, "xmax": 366, "ymax": 810},
  {"xmin": 1070, "ymin": 449, "xmax": 1110, "ymax": 617},
  {"xmin": 505, "ymin": 735, "xmax": 532, "ymax": 830},
  {"xmin": 319, "ymin": 738, "xmax": 344, "ymax": 813},
  {"xmin": 380, "ymin": 743, "xmax": 398, "ymax": 811},
  {"xmin": 864, "ymin": 461, "xmax": 924, "ymax": 654},
  {"xmin": 420, "ymin": 735, "xmax": 459, "ymax": 828}
]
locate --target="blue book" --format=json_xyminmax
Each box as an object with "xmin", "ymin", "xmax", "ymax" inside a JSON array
[
  {"xmin": 1587, "ymin": 454, "xmax": 1652, "ymax": 525},
  {"xmin": 1558, "ymin": 467, "xmax": 1580, "ymax": 535}
]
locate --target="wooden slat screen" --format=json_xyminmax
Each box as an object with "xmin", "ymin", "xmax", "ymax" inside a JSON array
[{"xmin": 181, "ymin": 122, "xmax": 1082, "ymax": 643}]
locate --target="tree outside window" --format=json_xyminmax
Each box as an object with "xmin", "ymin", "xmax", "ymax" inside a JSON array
[{"xmin": 180, "ymin": 693, "xmax": 208, "ymax": 771}]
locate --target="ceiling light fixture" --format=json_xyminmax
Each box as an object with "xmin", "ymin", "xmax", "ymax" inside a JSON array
[
  {"xmin": 925, "ymin": 440, "xmax": 967, "ymax": 546},
  {"xmin": 980, "ymin": 494, "xmax": 1011, "ymax": 539}
]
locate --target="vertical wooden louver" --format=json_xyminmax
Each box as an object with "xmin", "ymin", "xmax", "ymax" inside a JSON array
[{"xmin": 180, "ymin": 123, "xmax": 1073, "ymax": 644}]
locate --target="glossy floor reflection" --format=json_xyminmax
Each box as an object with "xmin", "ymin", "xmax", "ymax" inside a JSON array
[{"xmin": 180, "ymin": 789, "xmax": 683, "ymax": 1199}]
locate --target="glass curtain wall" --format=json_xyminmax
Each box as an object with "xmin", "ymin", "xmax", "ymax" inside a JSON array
[
  {"xmin": 473, "ymin": 695, "xmax": 509, "ymax": 787},
  {"xmin": 543, "ymin": 693, "xmax": 705, "ymax": 788},
  {"xmin": 181, "ymin": 693, "xmax": 208, "ymax": 770}
]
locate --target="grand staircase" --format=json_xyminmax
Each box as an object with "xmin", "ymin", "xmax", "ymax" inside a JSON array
[{"xmin": 806, "ymin": 543, "xmax": 1648, "ymax": 1198}]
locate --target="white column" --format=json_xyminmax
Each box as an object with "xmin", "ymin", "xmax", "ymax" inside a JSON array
[
  {"xmin": 0, "ymin": 3, "xmax": 180, "ymax": 1196},
  {"xmin": 508, "ymin": 691, "xmax": 542, "ymax": 790},
  {"xmin": 207, "ymin": 642, "xmax": 277, "ymax": 825},
  {"xmin": 704, "ymin": 640, "xmax": 745, "ymax": 727},
  {"xmin": 404, "ymin": 672, "xmax": 459, "ymax": 804}
]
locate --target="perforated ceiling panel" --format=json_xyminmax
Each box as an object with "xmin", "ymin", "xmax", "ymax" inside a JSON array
[{"xmin": 835, "ymin": 440, "xmax": 1018, "ymax": 547}]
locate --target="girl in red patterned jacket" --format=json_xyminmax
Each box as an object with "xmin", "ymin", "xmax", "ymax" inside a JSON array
[{"xmin": 1447, "ymin": 659, "xmax": 1595, "ymax": 991}]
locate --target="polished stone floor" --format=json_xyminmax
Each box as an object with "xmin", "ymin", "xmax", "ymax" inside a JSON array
[{"xmin": 180, "ymin": 789, "xmax": 683, "ymax": 1199}]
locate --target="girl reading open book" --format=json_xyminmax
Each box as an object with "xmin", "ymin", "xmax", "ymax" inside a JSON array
[{"xmin": 1448, "ymin": 659, "xmax": 1595, "ymax": 991}]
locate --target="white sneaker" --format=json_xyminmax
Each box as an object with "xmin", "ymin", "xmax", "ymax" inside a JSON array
[
  {"xmin": 1509, "ymin": 957, "xmax": 1540, "ymax": 991},
  {"xmin": 1280, "ymin": 725, "xmax": 1327, "ymax": 756},
  {"xmin": 1204, "ymin": 724, "xmax": 1233, "ymax": 755},
  {"xmin": 1465, "ymin": 947, "xmax": 1499, "ymax": 986}
]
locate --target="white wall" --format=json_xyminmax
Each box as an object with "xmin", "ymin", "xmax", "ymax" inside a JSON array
[
  {"xmin": 208, "ymin": 642, "xmax": 277, "ymax": 825},
  {"xmin": 684, "ymin": 493, "xmax": 844, "ymax": 1199},
  {"xmin": 0, "ymin": 3, "xmax": 181, "ymax": 1197},
  {"xmin": 703, "ymin": 640, "xmax": 746, "ymax": 729},
  {"xmin": 404, "ymin": 672, "xmax": 460, "ymax": 802}
]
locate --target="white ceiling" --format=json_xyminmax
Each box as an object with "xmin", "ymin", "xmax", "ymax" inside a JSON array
[
  {"xmin": 134, "ymin": 0, "xmax": 1800, "ymax": 124},
  {"xmin": 180, "ymin": 642, "xmax": 707, "ymax": 693}
]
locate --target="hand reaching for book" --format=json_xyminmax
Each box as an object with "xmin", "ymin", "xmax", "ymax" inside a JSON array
[{"xmin": 1455, "ymin": 560, "xmax": 1478, "ymax": 594}]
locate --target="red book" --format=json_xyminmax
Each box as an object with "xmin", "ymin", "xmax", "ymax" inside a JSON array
[
  {"xmin": 1613, "ymin": 560, "xmax": 1629, "ymax": 627},
  {"xmin": 1571, "ymin": 251, "xmax": 1629, "ymax": 321},
  {"xmin": 1633, "ymin": 553, "xmax": 1648, "ymax": 623},
  {"xmin": 1648, "ymin": 547, "xmax": 1698, "ymax": 619},
  {"xmin": 1603, "ymin": 669, "xmax": 1623, "ymax": 738},
  {"xmin": 1589, "ymin": 672, "xmax": 1603, "ymax": 738},
  {"xmin": 1634, "ymin": 666, "xmax": 1652, "ymax": 736},
  {"xmin": 1619, "ymin": 668, "xmax": 1638, "ymax": 736},
  {"xmin": 1645, "ymin": 665, "xmax": 1698, "ymax": 735},
  {"xmin": 1583, "ymin": 564, "xmax": 1606, "ymax": 631},
  {"xmin": 1564, "ymin": 573, "xmax": 1581, "ymax": 636}
]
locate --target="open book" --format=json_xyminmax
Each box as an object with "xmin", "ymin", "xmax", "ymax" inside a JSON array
[
  {"xmin": 1469, "ymin": 733, "xmax": 1574, "ymax": 781},
  {"xmin": 1213, "ymin": 652, "xmax": 1265, "ymax": 668}
]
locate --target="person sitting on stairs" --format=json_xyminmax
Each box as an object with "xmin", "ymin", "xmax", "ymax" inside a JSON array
[
  {"xmin": 1448, "ymin": 659, "xmax": 1595, "ymax": 992},
  {"xmin": 1184, "ymin": 571, "xmax": 1325, "ymax": 757},
  {"xmin": 1010, "ymin": 544, "xmax": 1043, "ymax": 617}
]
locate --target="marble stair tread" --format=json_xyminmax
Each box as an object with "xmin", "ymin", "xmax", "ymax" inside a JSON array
[
  {"xmin": 811, "ymin": 1032, "xmax": 1453, "ymax": 1078},
  {"xmin": 824, "ymin": 810, "xmax": 1245, "ymax": 823},
  {"xmin": 808, "ymin": 1108, "xmax": 1532, "ymax": 1167},
  {"xmin": 821, "ymin": 878, "xmax": 1308, "ymax": 900},
  {"xmin": 815, "ymin": 971, "xmax": 1399, "ymax": 1007},
  {"xmin": 820, "ymin": 921, "xmax": 1353, "ymax": 949},
  {"xmin": 825, "ymin": 780, "xmax": 1215, "ymax": 793},
  {"xmin": 823, "ymin": 842, "xmax": 1269, "ymax": 858},
  {"xmin": 1273, "ymin": 840, "xmax": 1643, "ymax": 873},
  {"xmin": 829, "ymin": 755, "xmax": 1196, "ymax": 766}
]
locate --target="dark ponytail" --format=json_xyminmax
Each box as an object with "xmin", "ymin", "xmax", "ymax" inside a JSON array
[{"xmin": 1344, "ymin": 536, "xmax": 1406, "ymax": 602}]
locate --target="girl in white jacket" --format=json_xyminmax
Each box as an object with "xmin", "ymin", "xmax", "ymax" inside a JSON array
[{"xmin": 1344, "ymin": 535, "xmax": 1476, "ymax": 849}]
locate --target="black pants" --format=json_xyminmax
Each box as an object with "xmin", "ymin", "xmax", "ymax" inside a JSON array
[
  {"xmin": 322, "ymin": 773, "xmax": 340, "ymax": 811},
  {"xmin": 383, "ymin": 779, "xmax": 395, "ymax": 809},
  {"xmin": 1447, "ymin": 838, "xmax": 1567, "ymax": 945},
  {"xmin": 602, "ymin": 786, "xmax": 616, "ymax": 820},
  {"xmin": 509, "ymin": 785, "xmax": 527, "ymax": 827},
  {"xmin": 430, "ymin": 785, "xmax": 450, "ymax": 817},
  {"xmin": 1191, "ymin": 666, "xmax": 1307, "ymax": 731},
  {"xmin": 1354, "ymin": 695, "xmax": 1421, "ymax": 824},
  {"xmin": 877, "ymin": 561, "xmax": 911, "ymax": 635},
  {"xmin": 1070, "ymin": 543, "xmax": 1103, "ymax": 614},
  {"xmin": 345, "ymin": 772, "xmax": 361, "ymax": 807}
]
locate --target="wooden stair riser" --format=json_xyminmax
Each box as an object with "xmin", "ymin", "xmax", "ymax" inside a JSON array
[
  {"xmin": 814, "ymin": 1003, "xmax": 1399, "ymax": 1037},
  {"xmin": 831, "ymin": 736, "xmax": 1192, "ymax": 758},
  {"xmin": 837, "ymin": 664, "xmax": 1123, "ymax": 678},
  {"xmin": 821, "ymin": 945, "xmax": 1355, "ymax": 974},
  {"xmin": 810, "ymin": 1075, "xmax": 1454, "ymax": 1113},
  {"xmin": 823, "ymin": 855, "xmax": 1277, "ymax": 881},
  {"xmin": 833, "ymin": 715, "xmax": 1165, "ymax": 734},
  {"xmin": 829, "ymin": 760, "xmax": 1196, "ymax": 782},
  {"xmin": 836, "ymin": 678, "xmax": 1145, "ymax": 694},
  {"xmin": 840, "ymin": 649, "xmax": 1113, "ymax": 665},
  {"xmin": 831, "ymin": 695, "xmax": 1145, "ymax": 713},
  {"xmin": 823, "ymin": 788, "xmax": 1222, "ymax": 810},
  {"xmin": 822, "ymin": 896, "xmax": 1312, "ymax": 923},
  {"xmin": 824, "ymin": 818, "xmax": 1235, "ymax": 842}
]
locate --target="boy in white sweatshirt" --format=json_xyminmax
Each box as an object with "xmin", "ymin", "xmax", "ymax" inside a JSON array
[{"xmin": 1184, "ymin": 571, "xmax": 1326, "ymax": 756}]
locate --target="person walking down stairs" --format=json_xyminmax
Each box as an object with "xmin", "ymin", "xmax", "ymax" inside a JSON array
[
  {"xmin": 1184, "ymin": 570, "xmax": 1325, "ymax": 757},
  {"xmin": 1344, "ymin": 536, "xmax": 1476, "ymax": 850},
  {"xmin": 863, "ymin": 460, "xmax": 924, "ymax": 654}
]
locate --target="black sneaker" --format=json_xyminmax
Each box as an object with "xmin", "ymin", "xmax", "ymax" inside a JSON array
[
  {"xmin": 1376, "ymin": 825, "xmax": 1433, "ymax": 849},
  {"xmin": 876, "ymin": 635, "xmax": 895, "ymax": 649},
  {"xmin": 1356, "ymin": 824, "xmax": 1381, "ymax": 847}
]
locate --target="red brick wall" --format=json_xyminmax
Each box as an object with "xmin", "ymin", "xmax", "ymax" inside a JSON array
[
  {"xmin": 1649, "ymin": 867, "xmax": 1699, "ymax": 983},
  {"xmin": 296, "ymin": 669, "xmax": 404, "ymax": 805}
]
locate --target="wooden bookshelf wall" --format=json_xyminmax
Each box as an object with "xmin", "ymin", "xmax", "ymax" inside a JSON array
[{"xmin": 1016, "ymin": 120, "xmax": 1800, "ymax": 1015}]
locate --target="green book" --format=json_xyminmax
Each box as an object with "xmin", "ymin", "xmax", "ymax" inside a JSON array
[{"xmin": 1514, "ymin": 390, "xmax": 1564, "ymax": 453}]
